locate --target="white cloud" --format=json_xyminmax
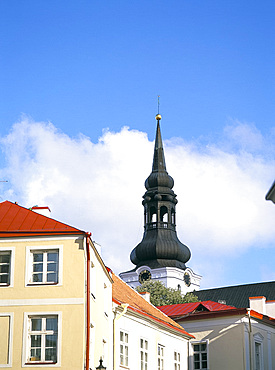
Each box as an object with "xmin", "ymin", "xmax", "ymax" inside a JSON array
[{"xmin": 1, "ymin": 117, "xmax": 275, "ymax": 286}]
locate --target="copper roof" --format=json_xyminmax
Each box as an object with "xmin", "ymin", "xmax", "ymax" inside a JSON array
[
  {"xmin": 158, "ymin": 301, "xmax": 236, "ymax": 319},
  {"xmin": 112, "ymin": 272, "xmax": 193, "ymax": 338},
  {"xmin": 0, "ymin": 201, "xmax": 84, "ymax": 237},
  {"xmin": 195, "ymin": 282, "xmax": 275, "ymax": 308}
]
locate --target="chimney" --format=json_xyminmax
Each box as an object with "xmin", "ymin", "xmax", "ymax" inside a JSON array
[
  {"xmin": 30, "ymin": 206, "xmax": 51, "ymax": 218},
  {"xmin": 249, "ymin": 296, "xmax": 266, "ymax": 315},
  {"xmin": 139, "ymin": 291, "xmax": 151, "ymax": 303}
]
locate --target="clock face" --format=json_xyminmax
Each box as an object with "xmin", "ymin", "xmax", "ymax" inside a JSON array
[
  {"xmin": 138, "ymin": 269, "xmax": 152, "ymax": 284},
  {"xmin": 184, "ymin": 272, "xmax": 191, "ymax": 287}
]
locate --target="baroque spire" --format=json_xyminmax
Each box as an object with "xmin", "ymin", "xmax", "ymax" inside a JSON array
[{"xmin": 130, "ymin": 114, "xmax": 191, "ymax": 270}]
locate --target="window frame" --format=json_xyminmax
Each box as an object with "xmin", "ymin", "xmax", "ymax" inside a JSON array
[
  {"xmin": 157, "ymin": 344, "xmax": 164, "ymax": 370},
  {"xmin": 190, "ymin": 340, "xmax": 209, "ymax": 370},
  {"xmin": 119, "ymin": 330, "xmax": 129, "ymax": 368},
  {"xmin": 0, "ymin": 247, "xmax": 15, "ymax": 288},
  {"xmin": 174, "ymin": 350, "xmax": 181, "ymax": 370},
  {"xmin": 140, "ymin": 337, "xmax": 148, "ymax": 370},
  {"xmin": 22, "ymin": 312, "xmax": 62, "ymax": 367},
  {"xmin": 0, "ymin": 312, "xmax": 13, "ymax": 368},
  {"xmin": 254, "ymin": 333, "xmax": 264, "ymax": 370},
  {"xmin": 25, "ymin": 245, "xmax": 63, "ymax": 287}
]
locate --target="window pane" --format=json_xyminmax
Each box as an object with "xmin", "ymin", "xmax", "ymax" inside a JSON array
[
  {"xmin": 125, "ymin": 333, "xmax": 128, "ymax": 343},
  {"xmin": 0, "ymin": 264, "xmax": 9, "ymax": 273},
  {"xmin": 33, "ymin": 253, "xmax": 43, "ymax": 262},
  {"xmin": 145, "ymin": 340, "xmax": 148, "ymax": 350},
  {"xmin": 47, "ymin": 252, "xmax": 58, "ymax": 262},
  {"xmin": 0, "ymin": 274, "xmax": 9, "ymax": 283},
  {"xmin": 45, "ymin": 347, "xmax": 57, "ymax": 362},
  {"xmin": 202, "ymin": 353, "xmax": 207, "ymax": 361},
  {"xmin": 31, "ymin": 335, "xmax": 41, "ymax": 347},
  {"xmin": 201, "ymin": 343, "xmax": 207, "ymax": 351},
  {"xmin": 0, "ymin": 254, "xmax": 10, "ymax": 263},
  {"xmin": 30, "ymin": 348, "xmax": 41, "ymax": 361},
  {"xmin": 46, "ymin": 317, "xmax": 58, "ymax": 331},
  {"xmin": 120, "ymin": 332, "xmax": 123, "ymax": 341},
  {"xmin": 45, "ymin": 334, "xmax": 57, "ymax": 362},
  {"xmin": 194, "ymin": 363, "xmax": 200, "ymax": 370},
  {"xmin": 47, "ymin": 272, "xmax": 58, "ymax": 282},
  {"xmin": 31, "ymin": 318, "xmax": 42, "ymax": 331},
  {"xmin": 202, "ymin": 361, "xmax": 207, "ymax": 368},
  {"xmin": 33, "ymin": 263, "xmax": 43, "ymax": 272},
  {"xmin": 33, "ymin": 273, "xmax": 43, "ymax": 282},
  {"xmin": 194, "ymin": 344, "xmax": 200, "ymax": 351}
]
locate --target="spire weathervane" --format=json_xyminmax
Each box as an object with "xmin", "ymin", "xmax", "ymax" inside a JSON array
[{"xmin": 156, "ymin": 95, "xmax": 162, "ymax": 121}]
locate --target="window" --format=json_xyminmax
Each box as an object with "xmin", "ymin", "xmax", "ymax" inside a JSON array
[
  {"xmin": 0, "ymin": 313, "xmax": 13, "ymax": 366},
  {"xmin": 193, "ymin": 342, "xmax": 208, "ymax": 370},
  {"xmin": 140, "ymin": 338, "xmax": 148, "ymax": 370},
  {"xmin": 26, "ymin": 315, "xmax": 58, "ymax": 364},
  {"xmin": 0, "ymin": 251, "xmax": 11, "ymax": 285},
  {"xmin": 157, "ymin": 345, "xmax": 164, "ymax": 370},
  {"xmin": 120, "ymin": 331, "xmax": 128, "ymax": 367},
  {"xmin": 254, "ymin": 333, "xmax": 264, "ymax": 370},
  {"xmin": 26, "ymin": 246, "xmax": 62, "ymax": 286},
  {"xmin": 255, "ymin": 343, "xmax": 261, "ymax": 370},
  {"xmin": 174, "ymin": 351, "xmax": 180, "ymax": 370}
]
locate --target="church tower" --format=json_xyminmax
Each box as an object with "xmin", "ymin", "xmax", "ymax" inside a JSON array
[{"xmin": 120, "ymin": 114, "xmax": 201, "ymax": 293}]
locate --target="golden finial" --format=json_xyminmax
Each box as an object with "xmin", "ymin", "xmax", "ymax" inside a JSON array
[{"xmin": 155, "ymin": 95, "xmax": 162, "ymax": 121}]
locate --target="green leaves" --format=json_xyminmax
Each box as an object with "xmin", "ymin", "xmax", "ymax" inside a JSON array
[{"xmin": 136, "ymin": 280, "xmax": 199, "ymax": 306}]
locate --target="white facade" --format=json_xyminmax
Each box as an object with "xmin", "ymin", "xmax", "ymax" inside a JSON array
[
  {"xmin": 120, "ymin": 265, "xmax": 201, "ymax": 294},
  {"xmin": 178, "ymin": 311, "xmax": 275, "ymax": 370},
  {"xmin": 249, "ymin": 296, "xmax": 275, "ymax": 319},
  {"xmin": 113, "ymin": 303, "xmax": 190, "ymax": 370}
]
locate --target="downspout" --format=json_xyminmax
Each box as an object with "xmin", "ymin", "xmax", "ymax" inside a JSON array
[
  {"xmin": 85, "ymin": 233, "xmax": 91, "ymax": 370},
  {"xmin": 113, "ymin": 303, "xmax": 129, "ymax": 370},
  {"xmin": 247, "ymin": 309, "xmax": 253, "ymax": 370}
]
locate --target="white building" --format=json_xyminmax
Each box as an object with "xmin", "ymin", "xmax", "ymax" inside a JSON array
[{"xmin": 112, "ymin": 272, "xmax": 193, "ymax": 370}]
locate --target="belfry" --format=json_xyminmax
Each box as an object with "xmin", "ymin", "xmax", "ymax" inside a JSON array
[{"xmin": 120, "ymin": 114, "xmax": 201, "ymax": 293}]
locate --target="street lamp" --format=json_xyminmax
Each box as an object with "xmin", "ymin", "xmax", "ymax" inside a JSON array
[{"xmin": 96, "ymin": 357, "xmax": 106, "ymax": 369}]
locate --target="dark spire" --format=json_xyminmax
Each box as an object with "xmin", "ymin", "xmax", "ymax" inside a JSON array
[
  {"xmin": 130, "ymin": 115, "xmax": 191, "ymax": 270},
  {"xmin": 152, "ymin": 120, "xmax": 166, "ymax": 172}
]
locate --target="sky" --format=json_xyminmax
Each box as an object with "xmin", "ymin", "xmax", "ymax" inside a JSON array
[{"xmin": 0, "ymin": 0, "xmax": 274, "ymax": 289}]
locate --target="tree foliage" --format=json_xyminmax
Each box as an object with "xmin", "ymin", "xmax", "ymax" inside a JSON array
[{"xmin": 136, "ymin": 280, "xmax": 199, "ymax": 306}]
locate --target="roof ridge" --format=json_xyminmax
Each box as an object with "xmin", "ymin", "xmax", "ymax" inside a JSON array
[{"xmin": 0, "ymin": 200, "xmax": 86, "ymax": 235}]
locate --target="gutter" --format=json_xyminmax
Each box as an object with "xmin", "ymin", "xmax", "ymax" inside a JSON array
[
  {"xmin": 246, "ymin": 309, "xmax": 253, "ymax": 370},
  {"xmin": 85, "ymin": 233, "xmax": 91, "ymax": 370},
  {"xmin": 113, "ymin": 303, "xmax": 129, "ymax": 370}
]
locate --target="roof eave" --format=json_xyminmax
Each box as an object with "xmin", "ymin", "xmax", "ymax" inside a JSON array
[{"xmin": 266, "ymin": 181, "xmax": 275, "ymax": 204}]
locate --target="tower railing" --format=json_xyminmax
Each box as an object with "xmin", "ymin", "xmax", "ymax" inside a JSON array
[{"xmin": 145, "ymin": 222, "xmax": 176, "ymax": 231}]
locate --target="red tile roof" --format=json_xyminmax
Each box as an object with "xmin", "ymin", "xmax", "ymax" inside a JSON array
[
  {"xmin": 112, "ymin": 273, "xmax": 194, "ymax": 338},
  {"xmin": 158, "ymin": 301, "xmax": 236, "ymax": 318},
  {"xmin": 0, "ymin": 201, "xmax": 84, "ymax": 237}
]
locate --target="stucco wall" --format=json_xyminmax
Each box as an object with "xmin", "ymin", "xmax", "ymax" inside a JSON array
[
  {"xmin": 0, "ymin": 236, "xmax": 86, "ymax": 369},
  {"xmin": 114, "ymin": 310, "xmax": 189, "ymax": 370}
]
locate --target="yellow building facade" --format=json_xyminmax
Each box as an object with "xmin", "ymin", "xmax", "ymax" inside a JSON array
[{"xmin": 0, "ymin": 201, "xmax": 113, "ymax": 369}]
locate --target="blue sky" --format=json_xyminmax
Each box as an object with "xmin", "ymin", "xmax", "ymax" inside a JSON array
[{"xmin": 0, "ymin": 0, "xmax": 275, "ymax": 289}]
